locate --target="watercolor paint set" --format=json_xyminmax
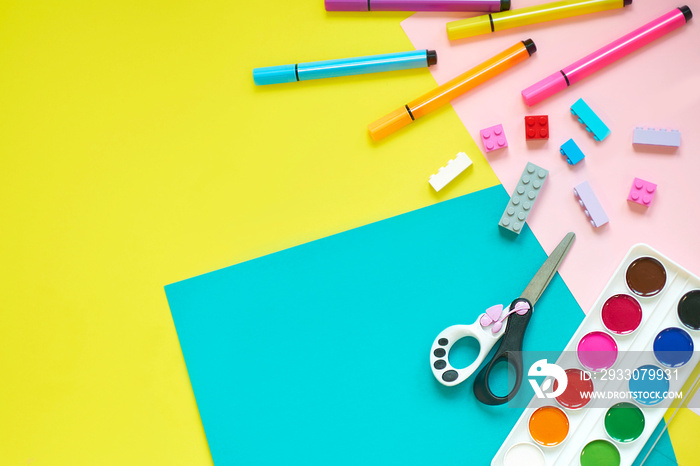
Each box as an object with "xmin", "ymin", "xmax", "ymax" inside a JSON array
[{"xmin": 492, "ymin": 244, "xmax": 700, "ymax": 466}]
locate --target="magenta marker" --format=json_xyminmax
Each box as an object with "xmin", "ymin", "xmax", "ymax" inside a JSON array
[
  {"xmin": 522, "ymin": 6, "xmax": 692, "ymax": 106},
  {"xmin": 325, "ymin": 0, "xmax": 509, "ymax": 12}
]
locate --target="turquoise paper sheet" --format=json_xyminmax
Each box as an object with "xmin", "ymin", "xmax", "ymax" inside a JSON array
[{"xmin": 166, "ymin": 185, "xmax": 675, "ymax": 465}]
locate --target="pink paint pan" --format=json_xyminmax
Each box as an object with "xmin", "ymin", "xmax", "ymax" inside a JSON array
[{"xmin": 577, "ymin": 331, "xmax": 618, "ymax": 371}]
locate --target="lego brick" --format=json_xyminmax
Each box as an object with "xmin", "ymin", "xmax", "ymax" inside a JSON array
[
  {"xmin": 627, "ymin": 177, "xmax": 657, "ymax": 207},
  {"xmin": 499, "ymin": 162, "xmax": 548, "ymax": 234},
  {"xmin": 480, "ymin": 124, "xmax": 508, "ymax": 152},
  {"xmin": 524, "ymin": 115, "xmax": 549, "ymax": 140},
  {"xmin": 570, "ymin": 98, "xmax": 610, "ymax": 141},
  {"xmin": 429, "ymin": 152, "xmax": 472, "ymax": 192},
  {"xmin": 573, "ymin": 181, "xmax": 609, "ymax": 227},
  {"xmin": 632, "ymin": 127, "xmax": 681, "ymax": 147},
  {"xmin": 560, "ymin": 138, "xmax": 585, "ymax": 165}
]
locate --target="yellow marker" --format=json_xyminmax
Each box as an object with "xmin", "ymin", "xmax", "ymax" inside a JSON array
[
  {"xmin": 368, "ymin": 40, "xmax": 536, "ymax": 141},
  {"xmin": 447, "ymin": 0, "xmax": 631, "ymax": 41}
]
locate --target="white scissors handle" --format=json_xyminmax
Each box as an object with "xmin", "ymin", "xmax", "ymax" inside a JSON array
[{"xmin": 430, "ymin": 307, "xmax": 508, "ymax": 387}]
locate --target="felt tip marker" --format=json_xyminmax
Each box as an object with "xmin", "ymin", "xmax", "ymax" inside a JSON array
[
  {"xmin": 447, "ymin": 0, "xmax": 631, "ymax": 41},
  {"xmin": 368, "ymin": 40, "xmax": 536, "ymax": 141},
  {"xmin": 522, "ymin": 6, "xmax": 692, "ymax": 106},
  {"xmin": 253, "ymin": 49, "xmax": 437, "ymax": 85},
  {"xmin": 325, "ymin": 0, "xmax": 509, "ymax": 12}
]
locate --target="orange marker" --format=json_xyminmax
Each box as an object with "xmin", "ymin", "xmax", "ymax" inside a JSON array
[{"xmin": 368, "ymin": 39, "xmax": 536, "ymax": 141}]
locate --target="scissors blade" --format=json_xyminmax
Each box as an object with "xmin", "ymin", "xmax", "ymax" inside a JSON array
[{"xmin": 520, "ymin": 232, "xmax": 576, "ymax": 306}]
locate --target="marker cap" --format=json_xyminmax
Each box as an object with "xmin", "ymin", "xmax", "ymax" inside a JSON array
[
  {"xmin": 447, "ymin": 15, "xmax": 492, "ymax": 40},
  {"xmin": 253, "ymin": 65, "xmax": 297, "ymax": 85},
  {"xmin": 325, "ymin": 0, "xmax": 368, "ymax": 11},
  {"xmin": 679, "ymin": 5, "xmax": 692, "ymax": 22},
  {"xmin": 522, "ymin": 39, "xmax": 536, "ymax": 56},
  {"xmin": 521, "ymin": 71, "xmax": 569, "ymax": 107},
  {"xmin": 427, "ymin": 50, "xmax": 438, "ymax": 66},
  {"xmin": 368, "ymin": 106, "xmax": 414, "ymax": 141}
]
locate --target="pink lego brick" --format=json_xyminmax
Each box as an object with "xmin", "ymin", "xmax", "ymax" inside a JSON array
[
  {"xmin": 627, "ymin": 177, "xmax": 657, "ymax": 207},
  {"xmin": 480, "ymin": 124, "xmax": 508, "ymax": 152}
]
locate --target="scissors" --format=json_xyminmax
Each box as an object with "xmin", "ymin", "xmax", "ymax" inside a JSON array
[{"xmin": 430, "ymin": 232, "xmax": 575, "ymax": 405}]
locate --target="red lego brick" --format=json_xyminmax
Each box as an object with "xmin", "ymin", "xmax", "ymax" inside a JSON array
[{"xmin": 525, "ymin": 115, "xmax": 549, "ymax": 140}]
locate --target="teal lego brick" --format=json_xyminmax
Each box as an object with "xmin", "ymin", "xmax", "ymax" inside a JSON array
[{"xmin": 571, "ymin": 98, "xmax": 610, "ymax": 141}]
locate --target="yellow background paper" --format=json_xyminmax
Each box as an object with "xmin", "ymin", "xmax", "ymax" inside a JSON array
[{"xmin": 0, "ymin": 1, "xmax": 497, "ymax": 464}]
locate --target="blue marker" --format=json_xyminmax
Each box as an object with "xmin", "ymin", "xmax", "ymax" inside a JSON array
[{"xmin": 253, "ymin": 49, "xmax": 437, "ymax": 85}]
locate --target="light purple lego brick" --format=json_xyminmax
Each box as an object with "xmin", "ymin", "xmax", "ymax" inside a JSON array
[
  {"xmin": 627, "ymin": 177, "xmax": 657, "ymax": 207},
  {"xmin": 480, "ymin": 124, "xmax": 508, "ymax": 152},
  {"xmin": 632, "ymin": 127, "xmax": 681, "ymax": 147},
  {"xmin": 573, "ymin": 181, "xmax": 609, "ymax": 228}
]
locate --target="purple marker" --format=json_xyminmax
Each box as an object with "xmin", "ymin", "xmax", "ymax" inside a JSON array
[{"xmin": 325, "ymin": 0, "xmax": 509, "ymax": 12}]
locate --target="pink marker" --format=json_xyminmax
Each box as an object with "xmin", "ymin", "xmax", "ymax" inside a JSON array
[{"xmin": 522, "ymin": 6, "xmax": 692, "ymax": 106}]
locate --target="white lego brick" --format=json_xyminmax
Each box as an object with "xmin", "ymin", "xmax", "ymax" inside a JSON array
[{"xmin": 429, "ymin": 152, "xmax": 472, "ymax": 192}]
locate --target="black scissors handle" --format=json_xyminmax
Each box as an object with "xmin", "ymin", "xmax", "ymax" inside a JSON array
[{"xmin": 473, "ymin": 297, "xmax": 533, "ymax": 405}]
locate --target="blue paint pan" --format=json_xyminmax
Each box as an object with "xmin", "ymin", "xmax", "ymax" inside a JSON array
[{"xmin": 653, "ymin": 327, "xmax": 694, "ymax": 367}]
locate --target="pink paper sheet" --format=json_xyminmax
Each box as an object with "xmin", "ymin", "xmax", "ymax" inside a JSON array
[{"xmin": 402, "ymin": 1, "xmax": 700, "ymax": 312}]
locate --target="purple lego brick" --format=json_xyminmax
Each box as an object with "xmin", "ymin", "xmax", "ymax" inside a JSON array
[
  {"xmin": 627, "ymin": 177, "xmax": 657, "ymax": 207},
  {"xmin": 574, "ymin": 181, "xmax": 609, "ymax": 227},
  {"xmin": 480, "ymin": 124, "xmax": 508, "ymax": 152},
  {"xmin": 632, "ymin": 127, "xmax": 681, "ymax": 147}
]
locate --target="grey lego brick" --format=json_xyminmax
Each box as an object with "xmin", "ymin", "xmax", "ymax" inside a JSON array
[{"xmin": 499, "ymin": 162, "xmax": 548, "ymax": 234}]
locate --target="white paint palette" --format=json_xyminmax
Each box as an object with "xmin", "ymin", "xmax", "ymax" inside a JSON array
[{"xmin": 492, "ymin": 244, "xmax": 700, "ymax": 466}]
